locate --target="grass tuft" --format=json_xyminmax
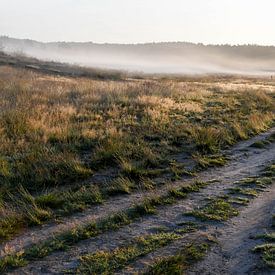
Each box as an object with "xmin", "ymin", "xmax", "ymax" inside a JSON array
[
  {"xmin": 146, "ymin": 242, "xmax": 211, "ymax": 275},
  {"xmin": 76, "ymin": 233, "xmax": 180, "ymax": 274},
  {"xmin": 187, "ymin": 198, "xmax": 239, "ymax": 221}
]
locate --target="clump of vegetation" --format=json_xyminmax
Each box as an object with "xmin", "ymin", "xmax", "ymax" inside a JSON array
[
  {"xmin": 175, "ymin": 221, "xmax": 199, "ymax": 234},
  {"xmin": 0, "ymin": 180, "xmax": 208, "ymax": 271},
  {"xmin": 235, "ymin": 177, "xmax": 273, "ymax": 188},
  {"xmin": 189, "ymin": 163, "xmax": 275, "ymax": 223},
  {"xmin": 180, "ymin": 180, "xmax": 208, "ymax": 193},
  {"xmin": 250, "ymin": 140, "xmax": 270, "ymax": 149},
  {"xmin": 262, "ymin": 164, "xmax": 275, "ymax": 177},
  {"xmin": 253, "ymin": 214, "xmax": 275, "ymax": 269},
  {"xmin": 76, "ymin": 233, "xmax": 180, "ymax": 274},
  {"xmin": 0, "ymin": 252, "xmax": 27, "ymax": 272},
  {"xmin": 226, "ymin": 196, "xmax": 250, "ymax": 206},
  {"xmin": 106, "ymin": 177, "xmax": 135, "ymax": 195},
  {"xmin": 145, "ymin": 242, "xmax": 211, "ymax": 275},
  {"xmin": 254, "ymin": 242, "xmax": 275, "ymax": 268},
  {"xmin": 228, "ymin": 187, "xmax": 259, "ymax": 197},
  {"xmin": 193, "ymin": 154, "xmax": 228, "ymax": 169},
  {"xmin": 0, "ymin": 184, "xmax": 104, "ymax": 242},
  {"xmin": 187, "ymin": 198, "xmax": 239, "ymax": 221}
]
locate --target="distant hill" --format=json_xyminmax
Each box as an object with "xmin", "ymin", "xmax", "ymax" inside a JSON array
[
  {"xmin": 0, "ymin": 51, "xmax": 126, "ymax": 80},
  {"xmin": 1, "ymin": 36, "xmax": 275, "ymax": 74}
]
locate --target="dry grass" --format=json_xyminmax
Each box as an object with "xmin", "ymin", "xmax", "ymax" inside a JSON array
[{"xmin": 0, "ymin": 65, "xmax": 274, "ymax": 240}]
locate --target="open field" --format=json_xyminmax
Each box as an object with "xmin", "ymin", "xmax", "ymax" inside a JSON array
[{"xmin": 0, "ymin": 60, "xmax": 274, "ymax": 274}]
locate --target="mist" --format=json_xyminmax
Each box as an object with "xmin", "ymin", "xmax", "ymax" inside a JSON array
[{"xmin": 1, "ymin": 36, "xmax": 275, "ymax": 75}]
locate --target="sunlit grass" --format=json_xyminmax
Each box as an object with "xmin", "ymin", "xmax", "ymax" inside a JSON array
[{"xmin": 0, "ymin": 66, "xmax": 274, "ymax": 241}]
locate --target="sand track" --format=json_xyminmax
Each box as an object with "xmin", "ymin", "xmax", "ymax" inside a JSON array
[{"xmin": 7, "ymin": 128, "xmax": 275, "ymax": 274}]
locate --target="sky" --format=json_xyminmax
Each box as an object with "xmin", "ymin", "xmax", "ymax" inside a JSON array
[{"xmin": 1, "ymin": 0, "xmax": 275, "ymax": 45}]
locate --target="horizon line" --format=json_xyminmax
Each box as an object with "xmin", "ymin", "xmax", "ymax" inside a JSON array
[{"xmin": 1, "ymin": 35, "xmax": 275, "ymax": 48}]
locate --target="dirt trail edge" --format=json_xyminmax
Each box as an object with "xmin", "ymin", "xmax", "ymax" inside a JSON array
[
  {"xmin": 188, "ymin": 184, "xmax": 275, "ymax": 275},
  {"xmin": 119, "ymin": 184, "xmax": 275, "ymax": 275},
  {"xmin": 8, "ymin": 128, "xmax": 275, "ymax": 274},
  {"xmin": 1, "ymin": 127, "xmax": 273, "ymax": 257}
]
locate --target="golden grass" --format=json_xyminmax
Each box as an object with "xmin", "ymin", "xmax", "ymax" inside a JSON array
[
  {"xmin": 0, "ymin": 65, "xmax": 274, "ymax": 240},
  {"xmin": 0, "ymin": 66, "xmax": 274, "ymax": 187}
]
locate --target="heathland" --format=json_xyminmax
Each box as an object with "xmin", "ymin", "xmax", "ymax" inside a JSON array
[{"xmin": 0, "ymin": 56, "xmax": 274, "ymax": 274}]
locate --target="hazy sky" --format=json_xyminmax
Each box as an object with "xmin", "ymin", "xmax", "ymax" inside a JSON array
[{"xmin": 1, "ymin": 0, "xmax": 275, "ymax": 45}]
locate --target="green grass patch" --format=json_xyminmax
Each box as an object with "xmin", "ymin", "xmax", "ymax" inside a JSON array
[
  {"xmin": 145, "ymin": 242, "xmax": 211, "ymax": 275},
  {"xmin": 253, "ymin": 243, "xmax": 275, "ymax": 269},
  {"xmin": 253, "ymin": 210, "xmax": 275, "ymax": 269},
  {"xmin": 0, "ymin": 215, "xmax": 25, "ymax": 242},
  {"xmin": 36, "ymin": 185, "xmax": 103, "ymax": 215},
  {"xmin": 0, "ymin": 252, "xmax": 27, "ymax": 272},
  {"xmin": 180, "ymin": 180, "xmax": 208, "ymax": 193},
  {"xmin": 267, "ymin": 132, "xmax": 275, "ymax": 143},
  {"xmin": 250, "ymin": 140, "xmax": 270, "ymax": 149},
  {"xmin": 226, "ymin": 196, "xmax": 250, "ymax": 206},
  {"xmin": 228, "ymin": 187, "xmax": 258, "ymax": 197},
  {"xmin": 175, "ymin": 222, "xmax": 199, "ymax": 234},
  {"xmin": 259, "ymin": 233, "xmax": 275, "ymax": 242},
  {"xmin": 106, "ymin": 177, "xmax": 135, "ymax": 195},
  {"xmin": 0, "ymin": 185, "xmax": 104, "ymax": 243},
  {"xmin": 187, "ymin": 198, "xmax": 239, "ymax": 221},
  {"xmin": 0, "ymin": 180, "xmax": 208, "ymax": 271},
  {"xmin": 235, "ymin": 177, "xmax": 273, "ymax": 188},
  {"xmin": 262, "ymin": 164, "xmax": 275, "ymax": 177},
  {"xmin": 193, "ymin": 154, "xmax": 228, "ymax": 169},
  {"xmin": 169, "ymin": 160, "xmax": 195, "ymax": 180},
  {"xmin": 76, "ymin": 233, "xmax": 180, "ymax": 274}
]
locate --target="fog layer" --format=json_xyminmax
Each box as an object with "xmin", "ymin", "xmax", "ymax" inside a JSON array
[{"xmin": 1, "ymin": 37, "xmax": 275, "ymax": 75}]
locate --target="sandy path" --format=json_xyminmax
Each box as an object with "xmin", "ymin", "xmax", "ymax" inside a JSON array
[
  {"xmin": 188, "ymin": 185, "xmax": 275, "ymax": 275},
  {"xmin": 1, "ymin": 127, "xmax": 273, "ymax": 258},
  {"xmin": 9, "ymin": 128, "xmax": 275, "ymax": 274}
]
